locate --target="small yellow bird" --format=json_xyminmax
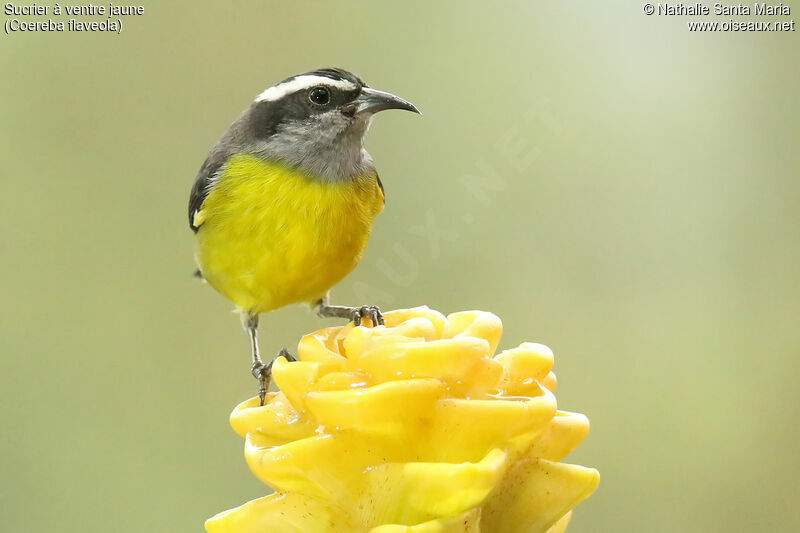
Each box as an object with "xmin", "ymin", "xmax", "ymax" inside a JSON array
[{"xmin": 188, "ymin": 68, "xmax": 419, "ymax": 402}]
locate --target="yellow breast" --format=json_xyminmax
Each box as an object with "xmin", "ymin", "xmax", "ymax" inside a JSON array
[{"xmin": 194, "ymin": 154, "xmax": 384, "ymax": 313}]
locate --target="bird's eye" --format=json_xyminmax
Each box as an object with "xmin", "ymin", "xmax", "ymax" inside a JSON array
[{"xmin": 309, "ymin": 86, "xmax": 331, "ymax": 105}]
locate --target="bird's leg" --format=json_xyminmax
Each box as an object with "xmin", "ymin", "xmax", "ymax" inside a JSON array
[
  {"xmin": 243, "ymin": 312, "xmax": 269, "ymax": 405},
  {"xmin": 314, "ymin": 296, "xmax": 384, "ymax": 327},
  {"xmin": 242, "ymin": 312, "xmax": 296, "ymax": 406}
]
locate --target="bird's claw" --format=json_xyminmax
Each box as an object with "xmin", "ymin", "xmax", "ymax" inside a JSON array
[
  {"xmin": 352, "ymin": 305, "xmax": 384, "ymax": 327},
  {"xmin": 277, "ymin": 348, "xmax": 297, "ymax": 362},
  {"xmin": 251, "ymin": 349, "xmax": 296, "ymax": 406},
  {"xmin": 251, "ymin": 359, "xmax": 273, "ymax": 406}
]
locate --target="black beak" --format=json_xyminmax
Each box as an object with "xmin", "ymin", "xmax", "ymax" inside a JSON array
[{"xmin": 355, "ymin": 87, "xmax": 421, "ymax": 115}]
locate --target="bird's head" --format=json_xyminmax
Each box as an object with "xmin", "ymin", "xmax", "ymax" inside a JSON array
[{"xmin": 242, "ymin": 68, "xmax": 419, "ymax": 180}]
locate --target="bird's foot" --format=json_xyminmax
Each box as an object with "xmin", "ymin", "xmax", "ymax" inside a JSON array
[
  {"xmin": 351, "ymin": 305, "xmax": 384, "ymax": 327},
  {"xmin": 251, "ymin": 359, "xmax": 273, "ymax": 406},
  {"xmin": 251, "ymin": 349, "xmax": 296, "ymax": 405},
  {"xmin": 316, "ymin": 300, "xmax": 384, "ymax": 327}
]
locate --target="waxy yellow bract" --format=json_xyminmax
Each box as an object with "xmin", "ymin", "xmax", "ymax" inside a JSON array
[{"xmin": 207, "ymin": 307, "xmax": 599, "ymax": 533}]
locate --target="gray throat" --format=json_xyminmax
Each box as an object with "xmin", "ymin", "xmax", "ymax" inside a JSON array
[{"xmin": 254, "ymin": 113, "xmax": 376, "ymax": 181}]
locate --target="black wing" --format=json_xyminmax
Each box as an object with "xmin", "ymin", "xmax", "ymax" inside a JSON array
[
  {"xmin": 188, "ymin": 151, "xmax": 228, "ymax": 232},
  {"xmin": 376, "ymin": 173, "xmax": 385, "ymax": 204}
]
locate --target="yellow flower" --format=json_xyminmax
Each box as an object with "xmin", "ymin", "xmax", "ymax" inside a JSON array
[{"xmin": 207, "ymin": 307, "xmax": 599, "ymax": 533}]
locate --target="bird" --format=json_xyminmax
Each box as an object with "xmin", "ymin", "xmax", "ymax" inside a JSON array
[{"xmin": 188, "ymin": 68, "xmax": 420, "ymax": 404}]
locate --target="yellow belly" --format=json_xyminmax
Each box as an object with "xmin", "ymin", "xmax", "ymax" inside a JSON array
[{"xmin": 194, "ymin": 154, "xmax": 384, "ymax": 313}]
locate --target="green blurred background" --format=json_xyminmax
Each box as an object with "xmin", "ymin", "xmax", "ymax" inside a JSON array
[{"xmin": 1, "ymin": 1, "xmax": 798, "ymax": 531}]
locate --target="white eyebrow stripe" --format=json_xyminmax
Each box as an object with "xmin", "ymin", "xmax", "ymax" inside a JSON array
[{"xmin": 255, "ymin": 75, "xmax": 357, "ymax": 102}]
